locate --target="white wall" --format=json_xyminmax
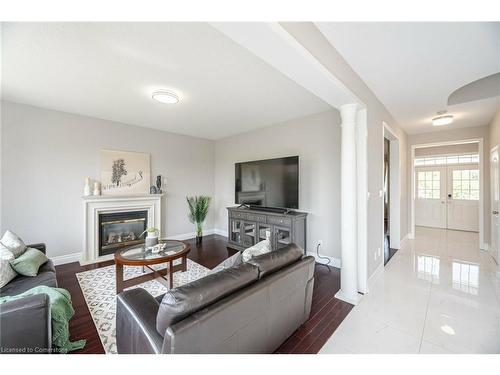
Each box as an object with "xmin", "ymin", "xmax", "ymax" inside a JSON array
[
  {"xmin": 415, "ymin": 143, "xmax": 478, "ymax": 157},
  {"xmin": 408, "ymin": 125, "xmax": 490, "ymax": 243},
  {"xmin": 280, "ymin": 23, "xmax": 409, "ymax": 278},
  {"xmin": 214, "ymin": 110, "xmax": 341, "ymax": 261},
  {"xmin": 488, "ymin": 108, "xmax": 500, "ymax": 151},
  {"xmin": 1, "ymin": 101, "xmax": 215, "ymax": 258}
]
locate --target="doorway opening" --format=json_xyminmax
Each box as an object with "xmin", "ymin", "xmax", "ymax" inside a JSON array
[
  {"xmin": 490, "ymin": 146, "xmax": 500, "ymax": 264},
  {"xmin": 410, "ymin": 139, "xmax": 485, "ymax": 249},
  {"xmin": 383, "ymin": 123, "xmax": 401, "ymax": 266}
]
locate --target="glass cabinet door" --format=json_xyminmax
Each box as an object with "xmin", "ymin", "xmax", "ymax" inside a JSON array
[
  {"xmin": 274, "ymin": 226, "xmax": 291, "ymax": 249},
  {"xmin": 242, "ymin": 222, "xmax": 257, "ymax": 247},
  {"xmin": 230, "ymin": 220, "xmax": 242, "ymax": 244},
  {"xmin": 257, "ymin": 224, "xmax": 272, "ymax": 242}
]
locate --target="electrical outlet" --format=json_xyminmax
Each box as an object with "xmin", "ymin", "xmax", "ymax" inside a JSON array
[
  {"xmin": 374, "ymin": 252, "xmax": 377, "ymax": 261},
  {"xmin": 378, "ymin": 247, "xmax": 381, "ymax": 256},
  {"xmin": 317, "ymin": 240, "xmax": 323, "ymax": 247}
]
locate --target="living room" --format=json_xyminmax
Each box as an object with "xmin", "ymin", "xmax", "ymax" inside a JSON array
[{"xmin": 1, "ymin": 1, "xmax": 499, "ymax": 373}]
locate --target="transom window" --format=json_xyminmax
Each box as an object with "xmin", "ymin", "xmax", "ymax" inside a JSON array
[
  {"xmin": 417, "ymin": 171, "xmax": 440, "ymax": 199},
  {"xmin": 452, "ymin": 169, "xmax": 479, "ymax": 200},
  {"xmin": 414, "ymin": 153, "xmax": 479, "ymax": 166}
]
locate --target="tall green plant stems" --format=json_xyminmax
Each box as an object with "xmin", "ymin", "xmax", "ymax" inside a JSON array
[{"xmin": 186, "ymin": 196, "xmax": 211, "ymax": 237}]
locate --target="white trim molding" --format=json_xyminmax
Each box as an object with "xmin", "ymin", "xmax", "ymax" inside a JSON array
[
  {"xmin": 51, "ymin": 252, "xmax": 81, "ymax": 266},
  {"xmin": 306, "ymin": 251, "xmax": 341, "ymax": 269},
  {"xmin": 82, "ymin": 194, "xmax": 163, "ymax": 265}
]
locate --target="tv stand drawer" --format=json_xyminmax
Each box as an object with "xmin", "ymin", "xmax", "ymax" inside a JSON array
[{"xmin": 267, "ymin": 216, "xmax": 292, "ymax": 227}]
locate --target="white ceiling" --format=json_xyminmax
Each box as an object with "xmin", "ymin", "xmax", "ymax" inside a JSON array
[
  {"xmin": 316, "ymin": 22, "xmax": 500, "ymax": 134},
  {"xmin": 1, "ymin": 23, "xmax": 331, "ymax": 140}
]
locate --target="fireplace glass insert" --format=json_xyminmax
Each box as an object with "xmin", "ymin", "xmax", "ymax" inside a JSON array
[{"xmin": 98, "ymin": 210, "xmax": 148, "ymax": 256}]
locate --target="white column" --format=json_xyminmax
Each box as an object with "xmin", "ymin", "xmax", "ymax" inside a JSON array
[{"xmin": 335, "ymin": 103, "xmax": 362, "ymax": 305}]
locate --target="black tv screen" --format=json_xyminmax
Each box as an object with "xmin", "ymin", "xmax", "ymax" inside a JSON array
[{"xmin": 235, "ymin": 156, "xmax": 299, "ymax": 209}]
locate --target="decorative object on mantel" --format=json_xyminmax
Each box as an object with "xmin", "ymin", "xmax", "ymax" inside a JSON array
[
  {"xmin": 100, "ymin": 149, "xmax": 150, "ymax": 195},
  {"xmin": 83, "ymin": 177, "xmax": 91, "ymax": 197},
  {"xmin": 149, "ymin": 186, "xmax": 158, "ymax": 194},
  {"xmin": 93, "ymin": 181, "xmax": 101, "ymax": 196},
  {"xmin": 140, "ymin": 227, "xmax": 159, "ymax": 248},
  {"xmin": 156, "ymin": 175, "xmax": 162, "ymax": 194},
  {"xmin": 186, "ymin": 196, "xmax": 211, "ymax": 244}
]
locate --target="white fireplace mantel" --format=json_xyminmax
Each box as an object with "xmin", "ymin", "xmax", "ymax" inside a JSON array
[{"xmin": 82, "ymin": 194, "xmax": 163, "ymax": 265}]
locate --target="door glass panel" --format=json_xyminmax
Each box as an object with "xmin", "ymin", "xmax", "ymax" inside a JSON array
[
  {"xmin": 230, "ymin": 220, "xmax": 241, "ymax": 243},
  {"xmin": 417, "ymin": 169, "xmax": 441, "ymax": 200},
  {"xmin": 242, "ymin": 222, "xmax": 256, "ymax": 247},
  {"xmin": 275, "ymin": 228, "xmax": 291, "ymax": 249},
  {"xmin": 258, "ymin": 225, "xmax": 271, "ymax": 242},
  {"xmin": 452, "ymin": 169, "xmax": 479, "ymax": 200}
]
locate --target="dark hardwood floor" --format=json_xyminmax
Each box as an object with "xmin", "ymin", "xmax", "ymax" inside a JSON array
[{"xmin": 55, "ymin": 234, "xmax": 353, "ymax": 354}]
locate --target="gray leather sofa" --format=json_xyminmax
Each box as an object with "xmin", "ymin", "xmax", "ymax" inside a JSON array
[
  {"xmin": 0, "ymin": 243, "xmax": 57, "ymax": 353},
  {"xmin": 116, "ymin": 243, "xmax": 315, "ymax": 354}
]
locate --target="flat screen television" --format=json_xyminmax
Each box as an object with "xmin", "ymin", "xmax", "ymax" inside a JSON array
[{"xmin": 235, "ymin": 156, "xmax": 299, "ymax": 210}]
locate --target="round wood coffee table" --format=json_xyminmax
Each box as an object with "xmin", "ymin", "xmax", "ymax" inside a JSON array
[{"xmin": 114, "ymin": 240, "xmax": 190, "ymax": 293}]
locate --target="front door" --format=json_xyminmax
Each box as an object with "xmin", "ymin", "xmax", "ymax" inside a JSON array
[
  {"xmin": 415, "ymin": 165, "xmax": 479, "ymax": 232},
  {"xmin": 415, "ymin": 167, "xmax": 447, "ymax": 228},
  {"xmin": 491, "ymin": 147, "xmax": 500, "ymax": 263},
  {"xmin": 446, "ymin": 165, "xmax": 480, "ymax": 231}
]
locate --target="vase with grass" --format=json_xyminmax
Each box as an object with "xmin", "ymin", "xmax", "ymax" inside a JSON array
[
  {"xmin": 186, "ymin": 196, "xmax": 211, "ymax": 244},
  {"xmin": 140, "ymin": 227, "xmax": 159, "ymax": 248}
]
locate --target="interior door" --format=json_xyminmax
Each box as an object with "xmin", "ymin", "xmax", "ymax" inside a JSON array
[
  {"xmin": 490, "ymin": 147, "xmax": 499, "ymax": 262},
  {"xmin": 415, "ymin": 167, "xmax": 447, "ymax": 228},
  {"xmin": 446, "ymin": 165, "xmax": 480, "ymax": 232}
]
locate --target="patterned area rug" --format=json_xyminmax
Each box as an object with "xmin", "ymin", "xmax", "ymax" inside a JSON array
[{"xmin": 76, "ymin": 259, "xmax": 210, "ymax": 354}]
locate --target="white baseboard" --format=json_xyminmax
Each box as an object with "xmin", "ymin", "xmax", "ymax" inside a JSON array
[
  {"xmin": 51, "ymin": 252, "xmax": 81, "ymax": 266},
  {"xmin": 213, "ymin": 228, "xmax": 228, "ymax": 238},
  {"xmin": 481, "ymin": 242, "xmax": 489, "ymax": 251},
  {"xmin": 166, "ymin": 229, "xmax": 217, "ymax": 241},
  {"xmin": 306, "ymin": 251, "xmax": 341, "ymax": 269}
]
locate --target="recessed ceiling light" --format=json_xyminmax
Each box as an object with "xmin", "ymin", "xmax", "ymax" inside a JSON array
[
  {"xmin": 432, "ymin": 111, "xmax": 453, "ymax": 126},
  {"xmin": 152, "ymin": 90, "xmax": 179, "ymax": 104}
]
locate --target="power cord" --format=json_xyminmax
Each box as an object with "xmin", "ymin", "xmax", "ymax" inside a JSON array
[{"xmin": 316, "ymin": 242, "xmax": 331, "ymax": 270}]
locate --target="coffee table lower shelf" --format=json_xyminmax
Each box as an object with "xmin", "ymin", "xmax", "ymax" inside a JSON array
[{"xmin": 115, "ymin": 256, "xmax": 187, "ymax": 294}]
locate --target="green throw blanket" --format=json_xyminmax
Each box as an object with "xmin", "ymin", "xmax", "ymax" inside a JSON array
[{"xmin": 0, "ymin": 286, "xmax": 86, "ymax": 353}]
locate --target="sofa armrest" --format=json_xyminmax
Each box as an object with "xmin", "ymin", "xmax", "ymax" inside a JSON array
[
  {"xmin": 116, "ymin": 288, "xmax": 164, "ymax": 354},
  {"xmin": 27, "ymin": 243, "xmax": 46, "ymax": 254},
  {"xmin": 0, "ymin": 294, "xmax": 51, "ymax": 353}
]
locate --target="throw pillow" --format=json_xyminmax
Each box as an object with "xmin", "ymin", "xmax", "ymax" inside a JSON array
[
  {"xmin": 0, "ymin": 248, "xmax": 18, "ymax": 288},
  {"xmin": 242, "ymin": 238, "xmax": 271, "ymax": 262},
  {"xmin": 0, "ymin": 230, "xmax": 27, "ymax": 258},
  {"xmin": 208, "ymin": 252, "xmax": 243, "ymax": 275},
  {"xmin": 9, "ymin": 247, "xmax": 48, "ymax": 277}
]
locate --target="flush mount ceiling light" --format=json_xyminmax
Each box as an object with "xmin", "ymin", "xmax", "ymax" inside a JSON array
[
  {"xmin": 152, "ymin": 90, "xmax": 179, "ymax": 104},
  {"xmin": 432, "ymin": 111, "xmax": 454, "ymax": 126}
]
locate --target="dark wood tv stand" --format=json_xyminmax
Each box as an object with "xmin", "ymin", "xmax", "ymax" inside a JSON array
[{"xmin": 227, "ymin": 206, "xmax": 307, "ymax": 252}]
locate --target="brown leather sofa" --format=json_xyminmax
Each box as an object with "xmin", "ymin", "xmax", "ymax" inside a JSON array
[{"xmin": 116, "ymin": 243, "xmax": 315, "ymax": 354}]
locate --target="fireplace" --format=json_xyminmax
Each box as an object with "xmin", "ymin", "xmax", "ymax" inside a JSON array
[{"xmin": 98, "ymin": 210, "xmax": 148, "ymax": 256}]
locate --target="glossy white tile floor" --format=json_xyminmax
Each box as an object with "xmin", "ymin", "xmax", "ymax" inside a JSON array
[{"xmin": 320, "ymin": 227, "xmax": 500, "ymax": 354}]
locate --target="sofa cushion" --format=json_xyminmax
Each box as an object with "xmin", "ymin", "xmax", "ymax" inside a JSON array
[
  {"xmin": 242, "ymin": 238, "xmax": 271, "ymax": 262},
  {"xmin": 0, "ymin": 230, "xmax": 27, "ymax": 258},
  {"xmin": 0, "ymin": 260, "xmax": 57, "ymax": 297},
  {"xmin": 156, "ymin": 262, "xmax": 259, "ymax": 335},
  {"xmin": 246, "ymin": 243, "xmax": 304, "ymax": 278},
  {"xmin": 208, "ymin": 252, "xmax": 242, "ymax": 275},
  {"xmin": 0, "ymin": 248, "xmax": 17, "ymax": 288},
  {"xmin": 9, "ymin": 247, "xmax": 49, "ymax": 277}
]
